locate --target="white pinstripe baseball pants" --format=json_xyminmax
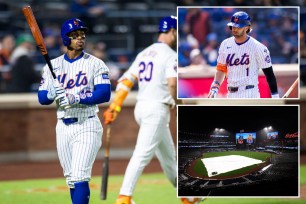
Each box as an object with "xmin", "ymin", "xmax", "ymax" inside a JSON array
[
  {"xmin": 56, "ymin": 115, "xmax": 102, "ymax": 188},
  {"xmin": 119, "ymin": 101, "xmax": 177, "ymax": 196}
]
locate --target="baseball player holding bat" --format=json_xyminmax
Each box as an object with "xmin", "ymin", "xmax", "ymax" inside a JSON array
[
  {"xmin": 208, "ymin": 11, "xmax": 279, "ymax": 98},
  {"xmin": 38, "ymin": 18, "xmax": 111, "ymax": 204},
  {"xmin": 103, "ymin": 16, "xmax": 202, "ymax": 204}
]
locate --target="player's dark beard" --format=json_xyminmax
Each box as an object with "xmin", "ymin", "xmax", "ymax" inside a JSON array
[{"xmin": 232, "ymin": 31, "xmax": 244, "ymax": 38}]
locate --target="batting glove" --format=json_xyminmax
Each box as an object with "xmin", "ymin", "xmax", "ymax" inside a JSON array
[
  {"xmin": 103, "ymin": 104, "xmax": 121, "ymax": 125},
  {"xmin": 47, "ymin": 86, "xmax": 56, "ymax": 100},
  {"xmin": 56, "ymin": 93, "xmax": 70, "ymax": 109},
  {"xmin": 271, "ymin": 93, "xmax": 280, "ymax": 98},
  {"xmin": 208, "ymin": 81, "xmax": 220, "ymax": 98},
  {"xmin": 53, "ymin": 80, "xmax": 66, "ymax": 96}
]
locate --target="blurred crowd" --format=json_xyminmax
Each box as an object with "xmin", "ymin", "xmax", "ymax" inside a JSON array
[
  {"xmin": 0, "ymin": 30, "xmax": 123, "ymax": 94},
  {"xmin": 178, "ymin": 0, "xmax": 306, "ymax": 85},
  {"xmin": 0, "ymin": 0, "xmax": 177, "ymax": 93},
  {"xmin": 1, "ymin": 0, "xmax": 306, "ymax": 93},
  {"xmin": 178, "ymin": 7, "xmax": 299, "ymax": 68},
  {"xmin": 178, "ymin": 0, "xmax": 305, "ymax": 6}
]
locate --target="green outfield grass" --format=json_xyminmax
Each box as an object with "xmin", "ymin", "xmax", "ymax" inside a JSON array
[{"xmin": 0, "ymin": 166, "xmax": 305, "ymax": 204}]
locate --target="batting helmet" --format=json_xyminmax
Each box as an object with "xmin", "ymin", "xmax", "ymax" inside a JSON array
[
  {"xmin": 159, "ymin": 16, "xmax": 177, "ymax": 33},
  {"xmin": 61, "ymin": 18, "xmax": 88, "ymax": 46},
  {"xmin": 227, "ymin": 11, "xmax": 251, "ymax": 30}
]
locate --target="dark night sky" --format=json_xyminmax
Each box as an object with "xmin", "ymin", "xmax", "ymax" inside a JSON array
[{"xmin": 178, "ymin": 106, "xmax": 298, "ymax": 138}]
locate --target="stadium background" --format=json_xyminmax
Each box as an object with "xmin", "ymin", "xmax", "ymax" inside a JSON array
[
  {"xmin": 0, "ymin": 0, "xmax": 305, "ymax": 203},
  {"xmin": 177, "ymin": 7, "xmax": 299, "ymax": 98}
]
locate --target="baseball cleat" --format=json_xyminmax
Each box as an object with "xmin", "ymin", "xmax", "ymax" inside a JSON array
[
  {"xmin": 114, "ymin": 195, "xmax": 135, "ymax": 204},
  {"xmin": 181, "ymin": 197, "xmax": 204, "ymax": 204}
]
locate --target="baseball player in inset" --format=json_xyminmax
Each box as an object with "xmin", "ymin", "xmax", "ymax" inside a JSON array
[
  {"xmin": 208, "ymin": 11, "xmax": 279, "ymax": 98},
  {"xmin": 38, "ymin": 18, "xmax": 111, "ymax": 204},
  {"xmin": 103, "ymin": 16, "xmax": 202, "ymax": 204}
]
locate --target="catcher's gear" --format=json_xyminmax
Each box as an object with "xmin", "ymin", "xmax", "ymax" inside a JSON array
[
  {"xmin": 208, "ymin": 81, "xmax": 220, "ymax": 98},
  {"xmin": 61, "ymin": 18, "xmax": 88, "ymax": 46},
  {"xmin": 227, "ymin": 11, "xmax": 251, "ymax": 33},
  {"xmin": 159, "ymin": 15, "xmax": 177, "ymax": 33}
]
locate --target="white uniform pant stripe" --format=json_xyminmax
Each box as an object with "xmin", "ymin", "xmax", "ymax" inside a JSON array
[
  {"xmin": 56, "ymin": 116, "xmax": 102, "ymax": 188},
  {"xmin": 119, "ymin": 102, "xmax": 176, "ymax": 195}
]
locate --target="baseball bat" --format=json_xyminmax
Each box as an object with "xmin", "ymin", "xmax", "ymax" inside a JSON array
[
  {"xmin": 22, "ymin": 6, "xmax": 70, "ymax": 109},
  {"xmin": 101, "ymin": 125, "xmax": 111, "ymax": 200},
  {"xmin": 282, "ymin": 78, "xmax": 299, "ymax": 98},
  {"xmin": 22, "ymin": 6, "xmax": 56, "ymax": 79}
]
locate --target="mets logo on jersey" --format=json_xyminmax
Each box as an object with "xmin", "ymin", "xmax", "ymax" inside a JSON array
[
  {"xmin": 58, "ymin": 71, "xmax": 88, "ymax": 89},
  {"xmin": 226, "ymin": 53, "xmax": 250, "ymax": 66}
]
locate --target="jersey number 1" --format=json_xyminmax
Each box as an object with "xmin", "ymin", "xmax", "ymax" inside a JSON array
[{"xmin": 139, "ymin": 62, "xmax": 153, "ymax": 81}]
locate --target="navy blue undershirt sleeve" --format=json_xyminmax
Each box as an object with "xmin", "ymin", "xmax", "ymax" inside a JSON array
[
  {"xmin": 79, "ymin": 84, "xmax": 111, "ymax": 105},
  {"xmin": 38, "ymin": 90, "xmax": 54, "ymax": 105},
  {"xmin": 262, "ymin": 66, "xmax": 278, "ymax": 94}
]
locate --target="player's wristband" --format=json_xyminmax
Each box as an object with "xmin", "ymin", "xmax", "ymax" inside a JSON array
[
  {"xmin": 110, "ymin": 103, "xmax": 121, "ymax": 112},
  {"xmin": 212, "ymin": 80, "xmax": 220, "ymax": 86},
  {"xmin": 211, "ymin": 80, "xmax": 220, "ymax": 90}
]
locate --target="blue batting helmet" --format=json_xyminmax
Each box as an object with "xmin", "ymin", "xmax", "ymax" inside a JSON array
[
  {"xmin": 61, "ymin": 18, "xmax": 88, "ymax": 46},
  {"xmin": 159, "ymin": 16, "xmax": 177, "ymax": 33},
  {"xmin": 227, "ymin": 11, "xmax": 251, "ymax": 30}
]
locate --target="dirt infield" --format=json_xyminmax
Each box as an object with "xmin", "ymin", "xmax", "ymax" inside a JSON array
[{"xmin": 0, "ymin": 159, "xmax": 162, "ymax": 181}]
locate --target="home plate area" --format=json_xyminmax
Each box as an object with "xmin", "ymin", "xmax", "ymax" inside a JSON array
[{"xmin": 202, "ymin": 155, "xmax": 263, "ymax": 177}]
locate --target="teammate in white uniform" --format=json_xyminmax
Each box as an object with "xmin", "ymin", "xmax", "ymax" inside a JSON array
[
  {"xmin": 103, "ymin": 16, "xmax": 202, "ymax": 204},
  {"xmin": 208, "ymin": 11, "xmax": 279, "ymax": 98},
  {"xmin": 38, "ymin": 18, "xmax": 111, "ymax": 204}
]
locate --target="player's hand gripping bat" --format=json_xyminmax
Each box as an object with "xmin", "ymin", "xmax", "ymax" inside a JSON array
[
  {"xmin": 282, "ymin": 78, "xmax": 299, "ymax": 98},
  {"xmin": 22, "ymin": 6, "xmax": 70, "ymax": 108},
  {"xmin": 100, "ymin": 125, "xmax": 111, "ymax": 200}
]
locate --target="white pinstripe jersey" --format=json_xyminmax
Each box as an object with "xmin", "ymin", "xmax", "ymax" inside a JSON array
[
  {"xmin": 39, "ymin": 52, "xmax": 110, "ymax": 118},
  {"xmin": 125, "ymin": 42, "xmax": 177, "ymax": 105},
  {"xmin": 218, "ymin": 36, "xmax": 272, "ymax": 87}
]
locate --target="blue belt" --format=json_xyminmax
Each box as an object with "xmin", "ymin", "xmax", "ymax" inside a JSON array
[
  {"xmin": 62, "ymin": 116, "xmax": 95, "ymax": 125},
  {"xmin": 228, "ymin": 85, "xmax": 255, "ymax": 92}
]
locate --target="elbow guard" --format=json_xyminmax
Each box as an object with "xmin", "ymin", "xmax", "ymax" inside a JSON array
[{"xmin": 111, "ymin": 73, "xmax": 137, "ymax": 112}]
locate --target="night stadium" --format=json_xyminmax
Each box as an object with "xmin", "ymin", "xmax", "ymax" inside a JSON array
[{"xmin": 178, "ymin": 106, "xmax": 299, "ymax": 197}]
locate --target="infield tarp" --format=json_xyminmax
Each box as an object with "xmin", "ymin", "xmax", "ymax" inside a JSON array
[{"xmin": 201, "ymin": 155, "xmax": 263, "ymax": 177}]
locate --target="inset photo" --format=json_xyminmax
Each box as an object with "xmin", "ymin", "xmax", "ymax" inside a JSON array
[
  {"xmin": 178, "ymin": 105, "xmax": 299, "ymax": 197},
  {"xmin": 177, "ymin": 7, "xmax": 299, "ymax": 99}
]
